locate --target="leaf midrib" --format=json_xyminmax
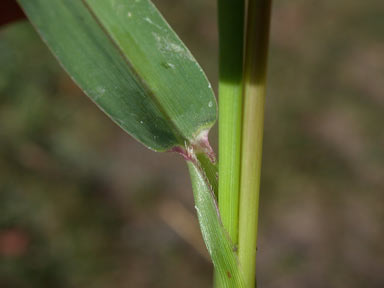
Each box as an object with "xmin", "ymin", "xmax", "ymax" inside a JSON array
[{"xmin": 81, "ymin": 0, "xmax": 187, "ymax": 149}]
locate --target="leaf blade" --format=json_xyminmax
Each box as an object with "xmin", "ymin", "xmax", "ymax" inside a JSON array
[
  {"xmin": 83, "ymin": 0, "xmax": 217, "ymax": 140},
  {"xmin": 188, "ymin": 154, "xmax": 245, "ymax": 288},
  {"xmin": 17, "ymin": 0, "xmax": 217, "ymax": 151}
]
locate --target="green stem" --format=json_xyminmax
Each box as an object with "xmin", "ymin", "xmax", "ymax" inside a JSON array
[
  {"xmin": 216, "ymin": 1, "xmax": 245, "ymax": 286},
  {"xmin": 238, "ymin": 0, "xmax": 272, "ymax": 287},
  {"xmin": 218, "ymin": 0, "xmax": 245, "ymax": 247}
]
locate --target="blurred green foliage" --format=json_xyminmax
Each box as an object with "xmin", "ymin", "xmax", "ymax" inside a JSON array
[{"xmin": 0, "ymin": 0, "xmax": 383, "ymax": 287}]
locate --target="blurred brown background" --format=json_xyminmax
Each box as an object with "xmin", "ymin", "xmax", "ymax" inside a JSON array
[{"xmin": 0, "ymin": 0, "xmax": 383, "ymax": 287}]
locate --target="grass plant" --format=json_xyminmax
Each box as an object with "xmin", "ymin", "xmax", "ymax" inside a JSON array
[{"xmin": 1, "ymin": 0, "xmax": 273, "ymax": 287}]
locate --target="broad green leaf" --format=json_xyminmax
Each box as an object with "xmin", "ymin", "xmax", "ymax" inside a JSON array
[
  {"xmin": 16, "ymin": 0, "xmax": 217, "ymax": 151},
  {"xmin": 188, "ymin": 153, "xmax": 245, "ymax": 288}
]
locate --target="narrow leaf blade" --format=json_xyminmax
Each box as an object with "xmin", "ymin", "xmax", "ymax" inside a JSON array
[{"xmin": 188, "ymin": 154, "xmax": 245, "ymax": 288}]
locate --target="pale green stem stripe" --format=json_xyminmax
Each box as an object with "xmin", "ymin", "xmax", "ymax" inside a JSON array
[
  {"xmin": 219, "ymin": 82, "xmax": 243, "ymax": 242},
  {"xmin": 238, "ymin": 0, "xmax": 272, "ymax": 287},
  {"xmin": 217, "ymin": 0, "xmax": 245, "ymax": 286},
  {"xmin": 217, "ymin": 0, "xmax": 245, "ymax": 246},
  {"xmin": 216, "ymin": 82, "xmax": 243, "ymax": 288}
]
